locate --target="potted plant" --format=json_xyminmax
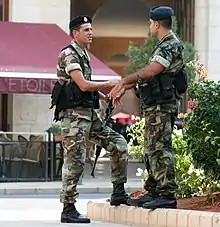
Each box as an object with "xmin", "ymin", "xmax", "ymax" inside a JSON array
[{"xmin": 47, "ymin": 123, "xmax": 62, "ymax": 142}]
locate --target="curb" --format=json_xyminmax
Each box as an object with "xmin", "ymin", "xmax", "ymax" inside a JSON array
[
  {"xmin": 87, "ymin": 201, "xmax": 220, "ymax": 227},
  {"xmin": 0, "ymin": 186, "xmax": 142, "ymax": 195}
]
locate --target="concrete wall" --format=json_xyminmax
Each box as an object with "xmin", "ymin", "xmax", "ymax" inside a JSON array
[
  {"xmin": 9, "ymin": 0, "xmax": 70, "ymax": 133},
  {"xmin": 93, "ymin": 0, "xmax": 149, "ymax": 37},
  {"xmin": 195, "ymin": 0, "xmax": 220, "ymax": 81}
]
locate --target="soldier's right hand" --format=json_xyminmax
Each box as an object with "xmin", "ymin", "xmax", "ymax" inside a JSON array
[{"xmin": 112, "ymin": 97, "xmax": 123, "ymax": 107}]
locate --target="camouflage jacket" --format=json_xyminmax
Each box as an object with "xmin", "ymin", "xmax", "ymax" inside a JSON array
[
  {"xmin": 150, "ymin": 31, "xmax": 183, "ymax": 75},
  {"xmin": 143, "ymin": 31, "xmax": 183, "ymax": 114},
  {"xmin": 57, "ymin": 41, "xmax": 98, "ymax": 121}
]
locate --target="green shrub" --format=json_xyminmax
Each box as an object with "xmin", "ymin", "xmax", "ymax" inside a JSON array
[
  {"xmin": 128, "ymin": 118, "xmax": 220, "ymax": 197},
  {"xmin": 184, "ymin": 61, "xmax": 220, "ymax": 181}
]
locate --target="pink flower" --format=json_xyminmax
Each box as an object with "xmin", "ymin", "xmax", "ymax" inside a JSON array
[
  {"xmin": 188, "ymin": 100, "xmax": 196, "ymax": 109},
  {"xmin": 201, "ymin": 74, "xmax": 207, "ymax": 80}
]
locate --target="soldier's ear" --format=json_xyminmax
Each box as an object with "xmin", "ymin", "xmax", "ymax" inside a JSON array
[
  {"xmin": 155, "ymin": 21, "xmax": 160, "ymax": 28},
  {"xmin": 72, "ymin": 28, "xmax": 80, "ymax": 38}
]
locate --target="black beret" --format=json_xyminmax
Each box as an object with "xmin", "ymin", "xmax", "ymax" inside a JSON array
[
  {"xmin": 69, "ymin": 15, "xmax": 92, "ymax": 30},
  {"xmin": 149, "ymin": 6, "xmax": 174, "ymax": 21}
]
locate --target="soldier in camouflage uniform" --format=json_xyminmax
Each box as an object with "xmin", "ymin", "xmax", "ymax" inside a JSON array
[
  {"xmin": 56, "ymin": 16, "xmax": 129, "ymax": 223},
  {"xmin": 108, "ymin": 6, "xmax": 185, "ymax": 209}
]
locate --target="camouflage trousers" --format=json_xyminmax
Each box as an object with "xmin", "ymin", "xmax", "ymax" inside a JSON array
[
  {"xmin": 60, "ymin": 112, "xmax": 128, "ymax": 204},
  {"xmin": 143, "ymin": 104, "xmax": 178, "ymax": 195}
]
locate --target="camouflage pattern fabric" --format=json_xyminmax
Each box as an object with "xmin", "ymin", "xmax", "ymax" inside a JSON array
[
  {"xmin": 57, "ymin": 41, "xmax": 91, "ymax": 81},
  {"xmin": 85, "ymin": 140, "xmax": 95, "ymax": 160},
  {"xmin": 57, "ymin": 41, "xmax": 128, "ymax": 204},
  {"xmin": 150, "ymin": 31, "xmax": 183, "ymax": 75},
  {"xmin": 56, "ymin": 41, "xmax": 93, "ymax": 120},
  {"xmin": 60, "ymin": 109, "xmax": 128, "ymax": 203},
  {"xmin": 143, "ymin": 103, "xmax": 178, "ymax": 194},
  {"xmin": 142, "ymin": 31, "xmax": 183, "ymax": 195}
]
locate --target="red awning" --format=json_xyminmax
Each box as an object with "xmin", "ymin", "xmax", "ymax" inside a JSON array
[{"xmin": 0, "ymin": 21, "xmax": 120, "ymax": 94}]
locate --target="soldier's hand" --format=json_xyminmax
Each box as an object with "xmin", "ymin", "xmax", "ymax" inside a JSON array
[
  {"xmin": 112, "ymin": 97, "xmax": 123, "ymax": 107},
  {"xmin": 103, "ymin": 95, "xmax": 110, "ymax": 103},
  {"xmin": 106, "ymin": 80, "xmax": 119, "ymax": 88},
  {"xmin": 108, "ymin": 81, "xmax": 124, "ymax": 99},
  {"xmin": 109, "ymin": 87, "xmax": 125, "ymax": 107}
]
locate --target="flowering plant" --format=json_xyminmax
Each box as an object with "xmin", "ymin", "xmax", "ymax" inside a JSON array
[
  {"xmin": 131, "ymin": 123, "xmax": 220, "ymax": 197},
  {"xmin": 184, "ymin": 60, "xmax": 220, "ymax": 181},
  {"xmin": 186, "ymin": 60, "xmax": 208, "ymax": 112},
  {"xmin": 136, "ymin": 168, "xmax": 148, "ymax": 183},
  {"xmin": 131, "ymin": 122, "xmax": 217, "ymax": 197},
  {"xmin": 127, "ymin": 116, "xmax": 145, "ymax": 161}
]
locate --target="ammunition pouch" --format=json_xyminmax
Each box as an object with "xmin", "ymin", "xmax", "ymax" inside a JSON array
[
  {"xmin": 139, "ymin": 74, "xmax": 175, "ymax": 107},
  {"xmin": 173, "ymin": 66, "xmax": 188, "ymax": 98},
  {"xmin": 92, "ymin": 91, "xmax": 100, "ymax": 109},
  {"xmin": 50, "ymin": 80, "xmax": 100, "ymax": 121},
  {"xmin": 159, "ymin": 74, "xmax": 175, "ymax": 100}
]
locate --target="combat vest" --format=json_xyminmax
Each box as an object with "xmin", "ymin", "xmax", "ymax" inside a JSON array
[
  {"xmin": 50, "ymin": 45, "xmax": 100, "ymax": 122},
  {"xmin": 139, "ymin": 35, "xmax": 188, "ymax": 108}
]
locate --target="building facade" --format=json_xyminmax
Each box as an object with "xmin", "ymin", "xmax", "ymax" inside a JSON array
[{"xmin": 0, "ymin": 0, "xmax": 219, "ymax": 133}]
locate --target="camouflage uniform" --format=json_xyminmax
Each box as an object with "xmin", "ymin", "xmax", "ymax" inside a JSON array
[
  {"xmin": 57, "ymin": 41, "xmax": 128, "ymax": 204},
  {"xmin": 142, "ymin": 31, "xmax": 183, "ymax": 195}
]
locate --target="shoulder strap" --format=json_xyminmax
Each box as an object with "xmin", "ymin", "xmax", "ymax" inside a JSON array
[
  {"xmin": 149, "ymin": 35, "xmax": 174, "ymax": 58},
  {"xmin": 61, "ymin": 45, "xmax": 85, "ymax": 75}
]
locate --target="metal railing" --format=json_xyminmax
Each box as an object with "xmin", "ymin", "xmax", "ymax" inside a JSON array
[{"xmin": 0, "ymin": 131, "xmax": 63, "ymax": 182}]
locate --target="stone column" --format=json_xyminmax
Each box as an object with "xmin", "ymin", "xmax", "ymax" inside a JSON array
[
  {"xmin": 8, "ymin": 0, "xmax": 71, "ymax": 133},
  {"xmin": 195, "ymin": 0, "xmax": 220, "ymax": 81}
]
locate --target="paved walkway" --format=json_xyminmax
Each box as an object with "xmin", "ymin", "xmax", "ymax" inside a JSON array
[
  {"xmin": 0, "ymin": 194, "xmax": 132, "ymax": 227},
  {"xmin": 0, "ymin": 179, "xmax": 143, "ymax": 195},
  {"xmin": 1, "ymin": 221, "xmax": 132, "ymax": 227}
]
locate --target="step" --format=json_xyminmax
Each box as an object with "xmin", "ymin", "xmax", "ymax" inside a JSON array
[{"xmin": 87, "ymin": 201, "xmax": 219, "ymax": 227}]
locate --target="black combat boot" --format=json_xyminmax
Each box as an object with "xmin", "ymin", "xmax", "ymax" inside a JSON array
[
  {"xmin": 61, "ymin": 203, "xmax": 91, "ymax": 223},
  {"xmin": 127, "ymin": 175, "xmax": 158, "ymax": 207},
  {"xmin": 110, "ymin": 183, "xmax": 129, "ymax": 206},
  {"xmin": 142, "ymin": 193, "xmax": 177, "ymax": 209},
  {"xmin": 127, "ymin": 189, "xmax": 158, "ymax": 207}
]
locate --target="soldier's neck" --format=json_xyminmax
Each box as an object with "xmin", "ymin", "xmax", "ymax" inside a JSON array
[
  {"xmin": 74, "ymin": 39, "xmax": 86, "ymax": 50},
  {"xmin": 157, "ymin": 29, "xmax": 171, "ymax": 41}
]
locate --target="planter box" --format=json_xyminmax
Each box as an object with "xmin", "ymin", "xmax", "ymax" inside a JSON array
[{"xmin": 53, "ymin": 133, "xmax": 62, "ymax": 142}]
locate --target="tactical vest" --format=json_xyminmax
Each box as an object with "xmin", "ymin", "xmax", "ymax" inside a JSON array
[
  {"xmin": 139, "ymin": 36, "xmax": 188, "ymax": 108},
  {"xmin": 50, "ymin": 45, "xmax": 100, "ymax": 121}
]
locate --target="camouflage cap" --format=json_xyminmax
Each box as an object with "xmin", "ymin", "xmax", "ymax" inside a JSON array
[
  {"xmin": 149, "ymin": 6, "xmax": 174, "ymax": 21},
  {"xmin": 69, "ymin": 15, "xmax": 92, "ymax": 30}
]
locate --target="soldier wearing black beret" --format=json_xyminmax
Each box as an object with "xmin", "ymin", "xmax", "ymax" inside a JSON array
[
  {"xmin": 69, "ymin": 15, "xmax": 92, "ymax": 31},
  {"xmin": 109, "ymin": 6, "xmax": 185, "ymax": 210},
  {"xmin": 56, "ymin": 14, "xmax": 128, "ymax": 224}
]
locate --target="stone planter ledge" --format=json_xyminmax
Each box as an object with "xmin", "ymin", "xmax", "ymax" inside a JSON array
[{"xmin": 87, "ymin": 201, "xmax": 220, "ymax": 227}]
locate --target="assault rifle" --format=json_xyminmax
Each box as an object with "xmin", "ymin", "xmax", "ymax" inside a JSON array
[{"xmin": 91, "ymin": 101, "xmax": 114, "ymax": 178}]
